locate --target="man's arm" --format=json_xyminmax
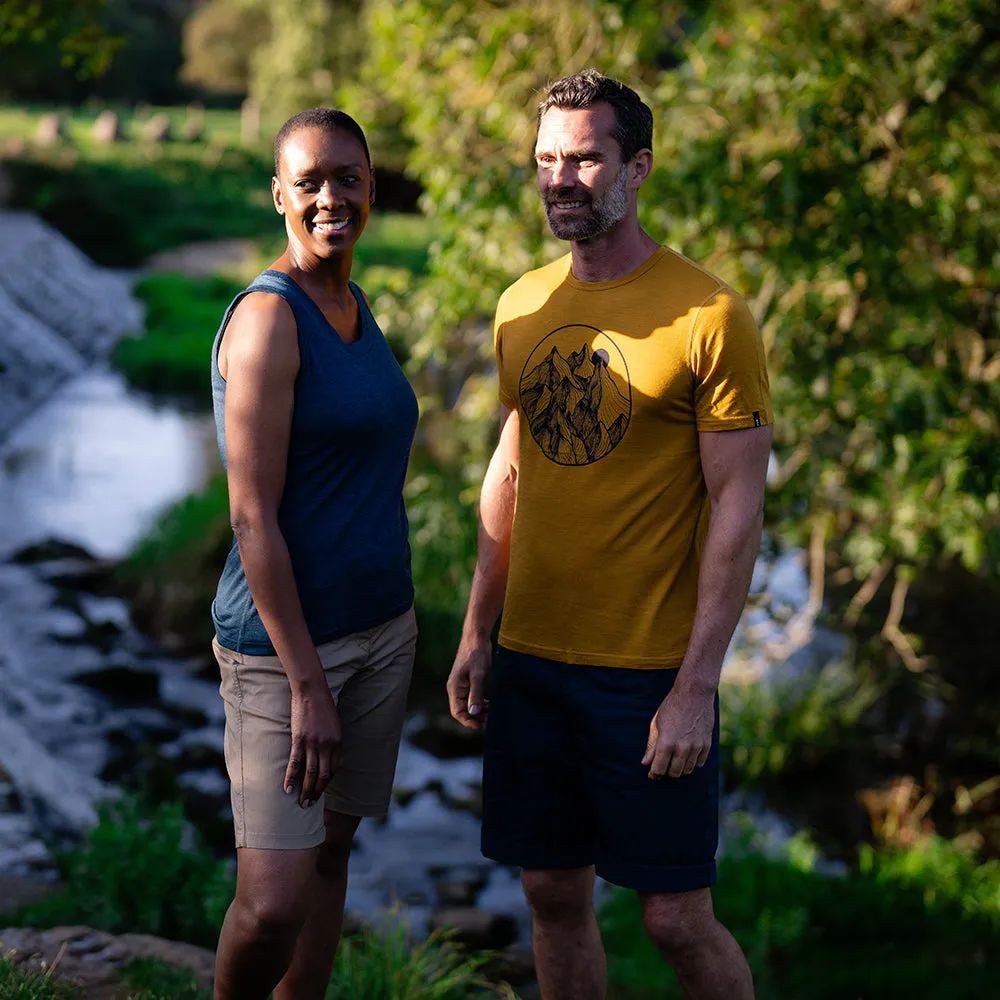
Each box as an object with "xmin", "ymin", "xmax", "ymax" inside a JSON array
[
  {"xmin": 446, "ymin": 405, "xmax": 519, "ymax": 730},
  {"xmin": 643, "ymin": 423, "xmax": 772, "ymax": 778}
]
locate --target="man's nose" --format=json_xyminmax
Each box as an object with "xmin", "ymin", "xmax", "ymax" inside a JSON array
[{"xmin": 549, "ymin": 159, "xmax": 576, "ymax": 189}]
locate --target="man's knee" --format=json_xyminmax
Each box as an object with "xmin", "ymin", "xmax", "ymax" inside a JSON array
[
  {"xmin": 641, "ymin": 889, "xmax": 714, "ymax": 960},
  {"xmin": 521, "ymin": 867, "xmax": 594, "ymax": 924}
]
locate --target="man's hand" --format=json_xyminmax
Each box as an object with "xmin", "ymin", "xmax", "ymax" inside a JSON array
[
  {"xmin": 642, "ymin": 684, "xmax": 715, "ymax": 779},
  {"xmin": 286, "ymin": 683, "xmax": 342, "ymax": 806},
  {"xmin": 447, "ymin": 636, "xmax": 492, "ymax": 730}
]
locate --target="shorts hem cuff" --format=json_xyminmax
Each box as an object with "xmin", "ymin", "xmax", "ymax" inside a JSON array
[
  {"xmin": 237, "ymin": 831, "xmax": 326, "ymax": 850},
  {"xmin": 482, "ymin": 841, "xmax": 593, "ymax": 872},
  {"xmin": 596, "ymin": 859, "xmax": 717, "ymax": 893}
]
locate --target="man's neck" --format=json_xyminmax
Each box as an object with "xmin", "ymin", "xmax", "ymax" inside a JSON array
[{"xmin": 568, "ymin": 221, "xmax": 660, "ymax": 283}]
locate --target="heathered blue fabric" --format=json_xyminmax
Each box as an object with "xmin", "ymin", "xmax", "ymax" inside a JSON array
[{"xmin": 210, "ymin": 269, "xmax": 418, "ymax": 654}]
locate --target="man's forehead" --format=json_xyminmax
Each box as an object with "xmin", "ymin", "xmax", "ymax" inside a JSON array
[{"xmin": 536, "ymin": 103, "xmax": 617, "ymax": 150}]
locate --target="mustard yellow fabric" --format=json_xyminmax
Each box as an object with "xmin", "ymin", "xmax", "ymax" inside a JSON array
[{"xmin": 494, "ymin": 246, "xmax": 773, "ymax": 669}]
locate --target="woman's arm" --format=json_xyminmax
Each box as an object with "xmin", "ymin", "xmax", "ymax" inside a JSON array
[{"xmin": 221, "ymin": 292, "xmax": 341, "ymax": 806}]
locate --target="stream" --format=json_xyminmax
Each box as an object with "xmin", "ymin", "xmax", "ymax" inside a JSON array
[{"xmin": 0, "ymin": 365, "xmax": 531, "ymax": 943}]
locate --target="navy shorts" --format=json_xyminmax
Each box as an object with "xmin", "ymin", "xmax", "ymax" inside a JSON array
[{"xmin": 481, "ymin": 645, "xmax": 719, "ymax": 893}]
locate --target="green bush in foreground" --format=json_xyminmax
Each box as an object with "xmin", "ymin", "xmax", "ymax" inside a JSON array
[
  {"xmin": 600, "ymin": 828, "xmax": 1000, "ymax": 1000},
  {"xmin": 13, "ymin": 797, "xmax": 234, "ymax": 950}
]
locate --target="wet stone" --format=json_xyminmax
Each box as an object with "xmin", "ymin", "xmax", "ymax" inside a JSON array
[
  {"xmin": 10, "ymin": 539, "xmax": 97, "ymax": 565},
  {"xmin": 71, "ymin": 664, "xmax": 160, "ymax": 702},
  {"xmin": 408, "ymin": 712, "xmax": 485, "ymax": 759},
  {"xmin": 428, "ymin": 907, "xmax": 518, "ymax": 951}
]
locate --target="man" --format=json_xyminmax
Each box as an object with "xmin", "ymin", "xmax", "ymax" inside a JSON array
[{"xmin": 446, "ymin": 70, "xmax": 772, "ymax": 1000}]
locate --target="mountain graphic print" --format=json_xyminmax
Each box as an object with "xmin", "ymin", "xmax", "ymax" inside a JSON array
[{"xmin": 518, "ymin": 325, "xmax": 632, "ymax": 465}]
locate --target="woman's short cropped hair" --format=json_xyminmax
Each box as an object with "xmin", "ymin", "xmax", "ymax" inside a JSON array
[{"xmin": 273, "ymin": 107, "xmax": 371, "ymax": 176}]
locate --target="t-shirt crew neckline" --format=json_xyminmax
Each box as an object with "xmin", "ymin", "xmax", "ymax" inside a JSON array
[
  {"xmin": 564, "ymin": 246, "xmax": 668, "ymax": 292},
  {"xmin": 262, "ymin": 268, "xmax": 374, "ymax": 355}
]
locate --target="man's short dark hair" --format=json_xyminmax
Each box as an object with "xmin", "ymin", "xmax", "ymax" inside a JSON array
[
  {"xmin": 536, "ymin": 70, "xmax": 653, "ymax": 162},
  {"xmin": 273, "ymin": 107, "xmax": 372, "ymax": 176}
]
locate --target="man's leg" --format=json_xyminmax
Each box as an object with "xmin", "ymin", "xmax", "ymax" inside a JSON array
[
  {"xmin": 521, "ymin": 867, "xmax": 606, "ymax": 1000},
  {"xmin": 273, "ymin": 810, "xmax": 361, "ymax": 1000},
  {"xmin": 214, "ymin": 846, "xmax": 319, "ymax": 1000},
  {"xmin": 641, "ymin": 888, "xmax": 753, "ymax": 1000}
]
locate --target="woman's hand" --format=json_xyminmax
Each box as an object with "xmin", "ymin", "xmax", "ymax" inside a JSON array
[{"xmin": 286, "ymin": 681, "xmax": 342, "ymax": 806}]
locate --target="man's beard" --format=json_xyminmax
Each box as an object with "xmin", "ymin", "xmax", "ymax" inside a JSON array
[{"xmin": 543, "ymin": 163, "xmax": 629, "ymax": 242}]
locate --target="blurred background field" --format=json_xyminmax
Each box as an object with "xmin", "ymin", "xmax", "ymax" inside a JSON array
[{"xmin": 0, "ymin": 0, "xmax": 998, "ymax": 997}]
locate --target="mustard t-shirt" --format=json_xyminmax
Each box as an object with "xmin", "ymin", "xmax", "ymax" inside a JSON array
[{"xmin": 494, "ymin": 246, "xmax": 773, "ymax": 669}]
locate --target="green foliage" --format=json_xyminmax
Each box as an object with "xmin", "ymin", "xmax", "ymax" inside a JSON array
[
  {"xmin": 358, "ymin": 0, "xmax": 1000, "ymax": 657},
  {"xmin": 14, "ymin": 796, "xmax": 234, "ymax": 949},
  {"xmin": 4, "ymin": 139, "xmax": 276, "ymax": 266},
  {"xmin": 117, "ymin": 472, "xmax": 232, "ymax": 651},
  {"xmin": 600, "ymin": 829, "xmax": 1000, "ymax": 999},
  {"xmin": 117, "ymin": 957, "xmax": 211, "ymax": 1000},
  {"xmin": 116, "ymin": 273, "xmax": 243, "ymax": 403},
  {"xmin": 720, "ymin": 658, "xmax": 878, "ymax": 779},
  {"xmin": 0, "ymin": 0, "xmax": 121, "ymax": 81},
  {"xmin": 327, "ymin": 918, "xmax": 505, "ymax": 1000},
  {"xmin": 0, "ymin": 955, "xmax": 81, "ymax": 1000},
  {"xmin": 180, "ymin": 0, "xmax": 269, "ymax": 98},
  {"xmin": 644, "ymin": 0, "xmax": 1000, "ymax": 633}
]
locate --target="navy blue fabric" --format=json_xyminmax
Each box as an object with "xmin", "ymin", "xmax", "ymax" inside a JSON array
[
  {"xmin": 210, "ymin": 269, "xmax": 418, "ymax": 654},
  {"xmin": 481, "ymin": 646, "xmax": 719, "ymax": 892}
]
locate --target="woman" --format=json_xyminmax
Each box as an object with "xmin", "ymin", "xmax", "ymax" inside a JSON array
[{"xmin": 209, "ymin": 108, "xmax": 418, "ymax": 1000}]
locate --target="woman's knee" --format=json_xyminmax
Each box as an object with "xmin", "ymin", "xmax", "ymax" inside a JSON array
[
  {"xmin": 521, "ymin": 867, "xmax": 594, "ymax": 924},
  {"xmin": 316, "ymin": 811, "xmax": 360, "ymax": 879}
]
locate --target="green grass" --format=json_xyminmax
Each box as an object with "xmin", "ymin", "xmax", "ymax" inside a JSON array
[
  {"xmin": 327, "ymin": 919, "xmax": 514, "ymax": 999},
  {"xmin": 0, "ymin": 955, "xmax": 81, "ymax": 1000},
  {"xmin": 117, "ymin": 957, "xmax": 211, "ymax": 1000},
  {"xmin": 113, "ymin": 273, "xmax": 243, "ymax": 403},
  {"xmin": 599, "ymin": 830, "xmax": 1000, "ymax": 1000}
]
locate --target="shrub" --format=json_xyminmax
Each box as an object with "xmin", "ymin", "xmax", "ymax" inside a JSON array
[{"xmin": 14, "ymin": 797, "xmax": 234, "ymax": 950}]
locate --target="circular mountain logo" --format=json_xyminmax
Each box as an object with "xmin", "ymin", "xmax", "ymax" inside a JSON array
[{"xmin": 518, "ymin": 324, "xmax": 632, "ymax": 466}]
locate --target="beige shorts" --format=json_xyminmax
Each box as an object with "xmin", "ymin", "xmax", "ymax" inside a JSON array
[{"xmin": 213, "ymin": 606, "xmax": 417, "ymax": 850}]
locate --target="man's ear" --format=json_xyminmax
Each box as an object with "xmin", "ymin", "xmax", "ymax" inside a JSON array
[
  {"xmin": 630, "ymin": 149, "xmax": 653, "ymax": 190},
  {"xmin": 272, "ymin": 175, "xmax": 284, "ymax": 215},
  {"xmin": 369, "ymin": 168, "xmax": 376, "ymax": 207}
]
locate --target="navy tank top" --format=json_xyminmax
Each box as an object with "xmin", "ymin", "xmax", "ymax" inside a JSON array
[{"xmin": 210, "ymin": 269, "xmax": 418, "ymax": 654}]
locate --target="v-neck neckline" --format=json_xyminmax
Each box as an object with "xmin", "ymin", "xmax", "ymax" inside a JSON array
[{"xmin": 264, "ymin": 270, "xmax": 374, "ymax": 354}]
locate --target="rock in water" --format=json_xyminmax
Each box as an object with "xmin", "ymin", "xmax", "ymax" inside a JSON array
[{"xmin": 0, "ymin": 212, "xmax": 142, "ymax": 442}]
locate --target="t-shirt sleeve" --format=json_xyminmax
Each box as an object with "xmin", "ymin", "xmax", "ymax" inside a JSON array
[
  {"xmin": 689, "ymin": 285, "xmax": 773, "ymax": 431},
  {"xmin": 493, "ymin": 289, "xmax": 516, "ymax": 408}
]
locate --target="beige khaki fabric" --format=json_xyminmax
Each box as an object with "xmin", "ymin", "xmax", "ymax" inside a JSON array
[{"xmin": 213, "ymin": 607, "xmax": 417, "ymax": 850}]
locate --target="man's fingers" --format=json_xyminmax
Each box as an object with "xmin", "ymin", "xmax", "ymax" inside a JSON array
[
  {"xmin": 467, "ymin": 669, "xmax": 486, "ymax": 719},
  {"xmin": 641, "ymin": 721, "xmax": 658, "ymax": 767},
  {"xmin": 667, "ymin": 748, "xmax": 688, "ymax": 779},
  {"xmin": 695, "ymin": 744, "xmax": 711, "ymax": 770}
]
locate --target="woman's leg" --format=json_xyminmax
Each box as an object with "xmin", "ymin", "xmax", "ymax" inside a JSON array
[
  {"xmin": 273, "ymin": 809, "xmax": 362, "ymax": 1000},
  {"xmin": 214, "ymin": 846, "xmax": 320, "ymax": 1000}
]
